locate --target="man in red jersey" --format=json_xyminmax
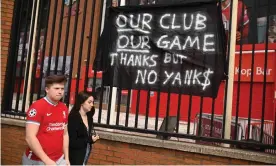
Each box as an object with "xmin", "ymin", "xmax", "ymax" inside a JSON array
[
  {"xmin": 221, "ymin": 0, "xmax": 250, "ymax": 43},
  {"xmin": 22, "ymin": 75, "xmax": 69, "ymax": 165}
]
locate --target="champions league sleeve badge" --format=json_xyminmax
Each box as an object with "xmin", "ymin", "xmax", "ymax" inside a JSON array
[{"xmin": 28, "ymin": 109, "xmax": 37, "ymax": 117}]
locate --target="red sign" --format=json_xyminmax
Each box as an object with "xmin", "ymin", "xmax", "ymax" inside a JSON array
[{"xmin": 234, "ymin": 51, "xmax": 275, "ymax": 82}]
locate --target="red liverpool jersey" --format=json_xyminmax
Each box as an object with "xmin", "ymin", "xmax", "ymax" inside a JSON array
[
  {"xmin": 25, "ymin": 97, "xmax": 68, "ymax": 161},
  {"xmin": 222, "ymin": 1, "xmax": 249, "ymax": 33}
]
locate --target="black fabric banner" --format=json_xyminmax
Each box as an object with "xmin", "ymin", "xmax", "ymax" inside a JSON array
[{"xmin": 94, "ymin": 0, "xmax": 227, "ymax": 98}]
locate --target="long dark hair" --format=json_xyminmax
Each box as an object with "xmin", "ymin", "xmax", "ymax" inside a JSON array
[{"xmin": 70, "ymin": 91, "xmax": 96, "ymax": 115}]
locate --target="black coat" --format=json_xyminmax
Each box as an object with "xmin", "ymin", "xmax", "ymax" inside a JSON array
[{"xmin": 68, "ymin": 108, "xmax": 95, "ymax": 165}]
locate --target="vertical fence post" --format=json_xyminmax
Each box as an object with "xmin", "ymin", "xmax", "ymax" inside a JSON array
[
  {"xmin": 102, "ymin": 0, "xmax": 116, "ymax": 127},
  {"xmin": 223, "ymin": 0, "xmax": 238, "ymax": 146},
  {"xmin": 110, "ymin": 88, "xmax": 117, "ymax": 125},
  {"xmin": 109, "ymin": 0, "xmax": 126, "ymax": 126},
  {"xmin": 24, "ymin": 0, "xmax": 41, "ymax": 111},
  {"xmin": 100, "ymin": 0, "xmax": 108, "ymax": 34}
]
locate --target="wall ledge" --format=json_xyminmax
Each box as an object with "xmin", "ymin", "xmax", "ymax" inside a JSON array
[{"xmin": 2, "ymin": 117, "xmax": 276, "ymax": 164}]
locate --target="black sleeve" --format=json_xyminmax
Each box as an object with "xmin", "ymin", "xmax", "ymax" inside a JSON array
[
  {"xmin": 68, "ymin": 114, "xmax": 88, "ymax": 149},
  {"xmin": 91, "ymin": 119, "xmax": 96, "ymax": 144},
  {"xmin": 87, "ymin": 113, "xmax": 93, "ymax": 144}
]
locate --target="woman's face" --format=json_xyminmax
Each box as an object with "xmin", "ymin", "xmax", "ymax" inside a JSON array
[{"xmin": 81, "ymin": 96, "xmax": 94, "ymax": 113}]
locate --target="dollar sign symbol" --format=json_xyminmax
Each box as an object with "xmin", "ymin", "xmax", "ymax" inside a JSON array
[{"xmin": 202, "ymin": 68, "xmax": 213, "ymax": 90}]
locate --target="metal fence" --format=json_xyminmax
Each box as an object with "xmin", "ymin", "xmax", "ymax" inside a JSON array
[{"xmin": 2, "ymin": 0, "xmax": 276, "ymax": 153}]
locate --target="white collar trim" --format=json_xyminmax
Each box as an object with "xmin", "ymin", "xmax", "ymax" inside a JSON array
[{"xmin": 44, "ymin": 97, "xmax": 58, "ymax": 106}]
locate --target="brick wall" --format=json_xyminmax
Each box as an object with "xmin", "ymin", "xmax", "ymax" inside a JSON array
[
  {"xmin": 0, "ymin": 0, "xmax": 14, "ymax": 98},
  {"xmin": 1, "ymin": 124, "xmax": 266, "ymax": 165}
]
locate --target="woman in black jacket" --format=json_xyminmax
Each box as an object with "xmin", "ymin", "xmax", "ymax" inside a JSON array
[{"xmin": 68, "ymin": 91, "xmax": 100, "ymax": 165}]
